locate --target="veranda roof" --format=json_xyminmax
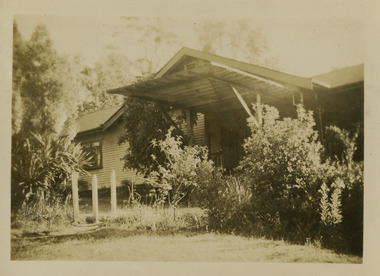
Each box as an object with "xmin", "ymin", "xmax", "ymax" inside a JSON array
[{"xmin": 108, "ymin": 47, "xmax": 311, "ymax": 114}]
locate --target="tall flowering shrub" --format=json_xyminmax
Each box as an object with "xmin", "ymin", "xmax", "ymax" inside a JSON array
[
  {"xmin": 239, "ymin": 105, "xmax": 327, "ymax": 241},
  {"xmin": 238, "ymin": 104, "xmax": 363, "ymax": 255},
  {"xmin": 323, "ymin": 126, "xmax": 364, "ymax": 254}
]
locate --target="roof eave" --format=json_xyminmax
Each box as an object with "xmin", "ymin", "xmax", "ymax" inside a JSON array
[
  {"xmin": 313, "ymin": 80, "xmax": 364, "ymax": 93},
  {"xmin": 75, "ymin": 127, "xmax": 104, "ymax": 138},
  {"xmin": 75, "ymin": 105, "xmax": 126, "ymax": 137},
  {"xmin": 155, "ymin": 47, "xmax": 312, "ymax": 90}
]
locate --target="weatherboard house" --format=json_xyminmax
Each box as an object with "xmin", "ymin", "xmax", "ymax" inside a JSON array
[
  {"xmin": 73, "ymin": 105, "xmax": 139, "ymax": 189},
  {"xmin": 74, "ymin": 104, "xmax": 206, "ymax": 188},
  {"xmin": 106, "ymin": 47, "xmax": 363, "ymax": 169},
  {"xmin": 75, "ymin": 47, "xmax": 363, "ymax": 188}
]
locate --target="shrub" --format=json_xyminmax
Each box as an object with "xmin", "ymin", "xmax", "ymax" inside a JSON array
[
  {"xmin": 235, "ymin": 104, "xmax": 363, "ymax": 255},
  {"xmin": 120, "ymin": 180, "xmax": 157, "ymax": 206},
  {"xmin": 146, "ymin": 127, "xmax": 215, "ymax": 208},
  {"xmin": 196, "ymin": 172, "xmax": 253, "ymax": 234},
  {"xmin": 323, "ymin": 126, "xmax": 364, "ymax": 255},
  {"xmin": 239, "ymin": 104, "xmax": 325, "ymax": 241}
]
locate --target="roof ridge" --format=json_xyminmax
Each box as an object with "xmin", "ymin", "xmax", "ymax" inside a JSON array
[
  {"xmin": 79, "ymin": 104, "xmax": 124, "ymax": 117},
  {"xmin": 155, "ymin": 46, "xmax": 311, "ymax": 89}
]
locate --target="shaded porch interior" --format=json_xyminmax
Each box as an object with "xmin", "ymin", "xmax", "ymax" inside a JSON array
[{"xmin": 109, "ymin": 48, "xmax": 312, "ymax": 170}]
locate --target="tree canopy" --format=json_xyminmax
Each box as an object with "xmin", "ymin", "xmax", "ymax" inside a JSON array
[
  {"xmin": 78, "ymin": 48, "xmax": 134, "ymax": 114},
  {"xmin": 12, "ymin": 22, "xmax": 90, "ymax": 139},
  {"xmin": 194, "ymin": 19, "xmax": 273, "ymax": 66},
  {"xmin": 12, "ymin": 23, "xmax": 92, "ymax": 213},
  {"xmin": 118, "ymin": 98, "xmax": 186, "ymax": 176}
]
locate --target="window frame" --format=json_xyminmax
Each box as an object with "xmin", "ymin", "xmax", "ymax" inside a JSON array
[{"xmin": 82, "ymin": 140, "xmax": 103, "ymax": 170}]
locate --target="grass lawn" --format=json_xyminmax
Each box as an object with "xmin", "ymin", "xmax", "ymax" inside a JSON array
[{"xmin": 11, "ymin": 228, "xmax": 362, "ymax": 263}]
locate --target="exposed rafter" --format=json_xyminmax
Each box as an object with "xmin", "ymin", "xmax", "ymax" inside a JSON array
[{"xmin": 231, "ymin": 86, "xmax": 260, "ymax": 128}]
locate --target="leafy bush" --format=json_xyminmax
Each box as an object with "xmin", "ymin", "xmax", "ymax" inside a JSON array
[
  {"xmin": 239, "ymin": 105, "xmax": 325, "ymax": 241},
  {"xmin": 118, "ymin": 97, "xmax": 193, "ymax": 176},
  {"xmin": 146, "ymin": 127, "xmax": 215, "ymax": 207},
  {"xmin": 11, "ymin": 132, "xmax": 90, "ymax": 215},
  {"xmin": 234, "ymin": 104, "xmax": 363, "ymax": 255},
  {"xmin": 196, "ymin": 172, "xmax": 253, "ymax": 234},
  {"xmin": 322, "ymin": 126, "xmax": 364, "ymax": 255}
]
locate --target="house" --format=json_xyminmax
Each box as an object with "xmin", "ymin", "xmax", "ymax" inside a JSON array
[
  {"xmin": 74, "ymin": 105, "xmax": 142, "ymax": 189},
  {"xmin": 108, "ymin": 47, "xmax": 364, "ymax": 169},
  {"xmin": 311, "ymin": 64, "xmax": 364, "ymax": 160},
  {"xmin": 74, "ymin": 104, "xmax": 206, "ymax": 189}
]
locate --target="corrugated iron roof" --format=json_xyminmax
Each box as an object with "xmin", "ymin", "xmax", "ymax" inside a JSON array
[
  {"xmin": 108, "ymin": 61, "xmax": 297, "ymax": 114},
  {"xmin": 108, "ymin": 48, "xmax": 364, "ymax": 115},
  {"xmin": 312, "ymin": 64, "xmax": 364, "ymax": 89},
  {"xmin": 77, "ymin": 105, "xmax": 124, "ymax": 134}
]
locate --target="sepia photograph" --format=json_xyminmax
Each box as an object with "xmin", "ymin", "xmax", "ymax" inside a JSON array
[{"xmin": 2, "ymin": 0, "xmax": 380, "ymax": 275}]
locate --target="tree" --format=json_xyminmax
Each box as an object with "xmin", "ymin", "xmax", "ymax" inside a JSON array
[
  {"xmin": 110, "ymin": 18, "xmax": 190, "ymax": 174},
  {"xmin": 78, "ymin": 46, "xmax": 134, "ymax": 114},
  {"xmin": 13, "ymin": 23, "xmax": 90, "ymax": 139},
  {"xmin": 118, "ymin": 97, "xmax": 186, "ymax": 176},
  {"xmin": 194, "ymin": 19, "xmax": 275, "ymax": 67},
  {"xmin": 11, "ymin": 22, "xmax": 91, "ymax": 214},
  {"xmin": 116, "ymin": 17, "xmax": 183, "ymax": 78},
  {"xmin": 12, "ymin": 22, "xmax": 25, "ymax": 135}
]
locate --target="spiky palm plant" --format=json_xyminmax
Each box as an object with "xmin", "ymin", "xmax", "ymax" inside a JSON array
[{"xmin": 11, "ymin": 132, "xmax": 91, "ymax": 214}]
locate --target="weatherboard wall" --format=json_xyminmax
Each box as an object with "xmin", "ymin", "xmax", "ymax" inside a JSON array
[{"xmin": 75, "ymin": 120, "xmax": 143, "ymax": 190}]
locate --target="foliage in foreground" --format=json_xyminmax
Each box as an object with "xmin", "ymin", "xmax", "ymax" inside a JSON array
[
  {"xmin": 146, "ymin": 127, "xmax": 214, "ymax": 207},
  {"xmin": 11, "ymin": 132, "xmax": 90, "ymax": 215},
  {"xmin": 11, "ymin": 98, "xmax": 363, "ymax": 256},
  {"xmin": 239, "ymin": 105, "xmax": 325, "ymax": 242},
  {"xmin": 198, "ymin": 104, "xmax": 363, "ymax": 255},
  {"xmin": 99, "ymin": 206, "xmax": 208, "ymax": 232},
  {"xmin": 13, "ymin": 196, "xmax": 74, "ymax": 233}
]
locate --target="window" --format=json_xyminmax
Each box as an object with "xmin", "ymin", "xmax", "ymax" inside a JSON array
[{"xmin": 82, "ymin": 141, "xmax": 102, "ymax": 170}]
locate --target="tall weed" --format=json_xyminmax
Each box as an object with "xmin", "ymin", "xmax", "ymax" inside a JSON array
[
  {"xmin": 14, "ymin": 195, "xmax": 73, "ymax": 233},
  {"xmin": 100, "ymin": 205, "xmax": 208, "ymax": 231},
  {"xmin": 324, "ymin": 126, "xmax": 364, "ymax": 255},
  {"xmin": 196, "ymin": 172, "xmax": 253, "ymax": 234}
]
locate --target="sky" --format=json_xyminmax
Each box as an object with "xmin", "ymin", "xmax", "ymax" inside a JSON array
[{"xmin": 13, "ymin": 3, "xmax": 366, "ymax": 77}]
